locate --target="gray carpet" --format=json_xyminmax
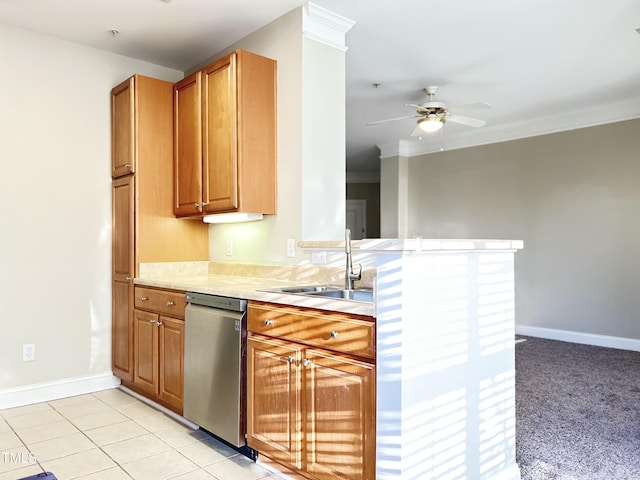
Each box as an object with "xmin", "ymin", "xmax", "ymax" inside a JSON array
[{"xmin": 516, "ymin": 336, "xmax": 640, "ymax": 479}]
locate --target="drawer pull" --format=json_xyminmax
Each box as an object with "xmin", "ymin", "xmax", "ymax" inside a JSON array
[
  {"xmin": 140, "ymin": 296, "xmax": 149, "ymax": 302},
  {"xmin": 166, "ymin": 301, "xmax": 175, "ymax": 307},
  {"xmin": 264, "ymin": 319, "xmax": 273, "ymax": 326},
  {"xmin": 330, "ymin": 331, "xmax": 340, "ymax": 339}
]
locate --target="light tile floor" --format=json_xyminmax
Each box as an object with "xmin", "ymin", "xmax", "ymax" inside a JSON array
[{"xmin": 0, "ymin": 388, "xmax": 281, "ymax": 480}]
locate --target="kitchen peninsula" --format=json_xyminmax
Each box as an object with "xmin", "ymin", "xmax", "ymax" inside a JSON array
[{"xmin": 135, "ymin": 238, "xmax": 523, "ymax": 480}]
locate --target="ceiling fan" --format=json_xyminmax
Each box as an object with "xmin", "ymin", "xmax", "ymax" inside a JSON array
[{"xmin": 367, "ymin": 86, "xmax": 490, "ymax": 135}]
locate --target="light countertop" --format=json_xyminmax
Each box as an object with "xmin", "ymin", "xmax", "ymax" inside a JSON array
[{"xmin": 134, "ymin": 273, "xmax": 375, "ymax": 317}]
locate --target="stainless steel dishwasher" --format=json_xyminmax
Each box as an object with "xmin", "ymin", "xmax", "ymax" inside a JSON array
[{"xmin": 183, "ymin": 292, "xmax": 253, "ymax": 456}]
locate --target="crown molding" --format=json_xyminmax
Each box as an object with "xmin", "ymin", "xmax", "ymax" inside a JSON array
[
  {"xmin": 379, "ymin": 97, "xmax": 640, "ymax": 159},
  {"xmin": 302, "ymin": 2, "xmax": 355, "ymax": 51}
]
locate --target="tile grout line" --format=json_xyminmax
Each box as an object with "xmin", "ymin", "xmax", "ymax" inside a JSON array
[
  {"xmin": 2, "ymin": 390, "xmax": 276, "ymax": 480},
  {"xmin": 1, "ymin": 411, "xmax": 46, "ymax": 477}
]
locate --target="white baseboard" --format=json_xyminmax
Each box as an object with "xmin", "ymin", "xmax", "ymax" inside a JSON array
[
  {"xmin": 516, "ymin": 325, "xmax": 640, "ymax": 352},
  {"xmin": 0, "ymin": 372, "xmax": 121, "ymax": 410}
]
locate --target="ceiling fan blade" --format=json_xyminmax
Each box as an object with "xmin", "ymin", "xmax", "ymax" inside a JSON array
[
  {"xmin": 449, "ymin": 101, "xmax": 491, "ymax": 111},
  {"xmin": 446, "ymin": 114, "xmax": 486, "ymax": 128},
  {"xmin": 367, "ymin": 114, "xmax": 420, "ymax": 126}
]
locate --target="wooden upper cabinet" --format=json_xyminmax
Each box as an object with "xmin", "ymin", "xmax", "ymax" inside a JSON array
[
  {"xmin": 111, "ymin": 77, "xmax": 135, "ymax": 178},
  {"xmin": 174, "ymin": 49, "xmax": 277, "ymax": 218},
  {"xmin": 203, "ymin": 55, "xmax": 238, "ymax": 212},
  {"xmin": 174, "ymin": 72, "xmax": 203, "ymax": 216}
]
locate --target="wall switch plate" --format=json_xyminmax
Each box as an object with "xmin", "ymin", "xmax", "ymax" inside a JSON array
[
  {"xmin": 23, "ymin": 344, "xmax": 35, "ymax": 362},
  {"xmin": 225, "ymin": 239, "xmax": 233, "ymax": 256},
  {"xmin": 286, "ymin": 238, "xmax": 296, "ymax": 258}
]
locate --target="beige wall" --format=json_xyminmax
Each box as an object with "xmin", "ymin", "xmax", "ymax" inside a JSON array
[
  {"xmin": 0, "ymin": 24, "xmax": 182, "ymax": 391},
  {"xmin": 393, "ymin": 119, "xmax": 640, "ymax": 339}
]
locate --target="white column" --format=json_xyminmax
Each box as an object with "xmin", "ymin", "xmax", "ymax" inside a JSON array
[{"xmin": 300, "ymin": 3, "xmax": 354, "ymax": 240}]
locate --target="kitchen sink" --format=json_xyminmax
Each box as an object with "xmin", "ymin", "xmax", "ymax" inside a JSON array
[
  {"xmin": 263, "ymin": 285, "xmax": 374, "ymax": 303},
  {"xmin": 273, "ymin": 285, "xmax": 338, "ymax": 294},
  {"xmin": 309, "ymin": 289, "xmax": 373, "ymax": 302}
]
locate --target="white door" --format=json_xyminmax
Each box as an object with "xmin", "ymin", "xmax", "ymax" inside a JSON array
[{"xmin": 346, "ymin": 199, "xmax": 367, "ymax": 240}]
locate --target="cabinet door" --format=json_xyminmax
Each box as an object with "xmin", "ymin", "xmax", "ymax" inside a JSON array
[
  {"xmin": 112, "ymin": 176, "xmax": 134, "ymax": 279},
  {"xmin": 174, "ymin": 71, "xmax": 203, "ymax": 217},
  {"xmin": 202, "ymin": 54, "xmax": 238, "ymax": 213},
  {"xmin": 158, "ymin": 316, "xmax": 184, "ymax": 412},
  {"xmin": 247, "ymin": 335, "xmax": 303, "ymax": 470},
  {"xmin": 112, "ymin": 175, "xmax": 134, "ymax": 381},
  {"xmin": 304, "ymin": 349, "xmax": 376, "ymax": 480},
  {"xmin": 134, "ymin": 309, "xmax": 159, "ymax": 396},
  {"xmin": 111, "ymin": 77, "xmax": 135, "ymax": 178},
  {"xmin": 112, "ymin": 279, "xmax": 133, "ymax": 381}
]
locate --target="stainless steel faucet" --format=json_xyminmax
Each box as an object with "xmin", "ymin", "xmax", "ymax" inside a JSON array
[{"xmin": 345, "ymin": 228, "xmax": 362, "ymax": 290}]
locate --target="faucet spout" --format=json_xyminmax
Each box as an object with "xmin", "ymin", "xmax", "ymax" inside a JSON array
[{"xmin": 345, "ymin": 228, "xmax": 361, "ymax": 290}]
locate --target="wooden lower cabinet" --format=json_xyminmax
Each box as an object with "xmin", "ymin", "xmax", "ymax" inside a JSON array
[
  {"xmin": 248, "ymin": 323, "xmax": 376, "ymax": 480},
  {"xmin": 305, "ymin": 349, "xmax": 375, "ymax": 480},
  {"xmin": 131, "ymin": 287, "xmax": 185, "ymax": 413},
  {"xmin": 247, "ymin": 336, "xmax": 303, "ymax": 469},
  {"xmin": 134, "ymin": 309, "xmax": 159, "ymax": 395}
]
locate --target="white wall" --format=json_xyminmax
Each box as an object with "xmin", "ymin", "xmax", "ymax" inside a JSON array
[
  {"xmin": 0, "ymin": 24, "xmax": 182, "ymax": 392},
  {"xmin": 382, "ymin": 119, "xmax": 640, "ymax": 340}
]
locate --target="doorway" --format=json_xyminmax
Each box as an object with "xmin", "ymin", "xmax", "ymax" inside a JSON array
[{"xmin": 346, "ymin": 199, "xmax": 367, "ymax": 239}]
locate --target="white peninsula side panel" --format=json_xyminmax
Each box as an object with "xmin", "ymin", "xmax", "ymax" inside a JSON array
[{"xmin": 372, "ymin": 243, "xmax": 522, "ymax": 480}]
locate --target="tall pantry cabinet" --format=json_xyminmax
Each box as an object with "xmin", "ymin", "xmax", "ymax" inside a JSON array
[{"xmin": 111, "ymin": 74, "xmax": 209, "ymax": 383}]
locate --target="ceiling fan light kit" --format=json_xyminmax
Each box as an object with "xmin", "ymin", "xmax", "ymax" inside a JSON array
[{"xmin": 418, "ymin": 116, "xmax": 444, "ymax": 133}]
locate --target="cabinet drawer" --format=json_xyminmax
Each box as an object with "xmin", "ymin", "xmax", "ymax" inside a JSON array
[
  {"xmin": 134, "ymin": 287, "xmax": 186, "ymax": 318},
  {"xmin": 248, "ymin": 302, "xmax": 375, "ymax": 359}
]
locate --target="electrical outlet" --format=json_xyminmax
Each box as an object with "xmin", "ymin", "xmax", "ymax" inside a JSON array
[
  {"xmin": 23, "ymin": 344, "xmax": 35, "ymax": 362},
  {"xmin": 311, "ymin": 251, "xmax": 327, "ymax": 264},
  {"xmin": 286, "ymin": 238, "xmax": 296, "ymax": 258},
  {"xmin": 225, "ymin": 239, "xmax": 233, "ymax": 256}
]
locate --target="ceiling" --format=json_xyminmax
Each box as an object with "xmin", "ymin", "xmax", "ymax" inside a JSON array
[{"xmin": 2, "ymin": 0, "xmax": 640, "ymax": 174}]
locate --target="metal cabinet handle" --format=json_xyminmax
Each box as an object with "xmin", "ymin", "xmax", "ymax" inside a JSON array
[
  {"xmin": 284, "ymin": 356, "xmax": 295, "ymax": 364},
  {"xmin": 264, "ymin": 319, "xmax": 273, "ymax": 326},
  {"xmin": 202, "ymin": 202, "xmax": 209, "ymax": 206},
  {"xmin": 193, "ymin": 202, "xmax": 200, "ymax": 208},
  {"xmin": 125, "ymin": 276, "xmax": 132, "ymax": 282},
  {"xmin": 140, "ymin": 296, "xmax": 148, "ymax": 302},
  {"xmin": 330, "ymin": 331, "xmax": 339, "ymax": 339},
  {"xmin": 156, "ymin": 321, "xmax": 163, "ymax": 327},
  {"xmin": 166, "ymin": 301, "xmax": 175, "ymax": 307},
  {"xmin": 302, "ymin": 359, "xmax": 311, "ymax": 367},
  {"xmin": 124, "ymin": 163, "xmax": 132, "ymax": 169},
  {"xmin": 148, "ymin": 319, "xmax": 156, "ymax": 325}
]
